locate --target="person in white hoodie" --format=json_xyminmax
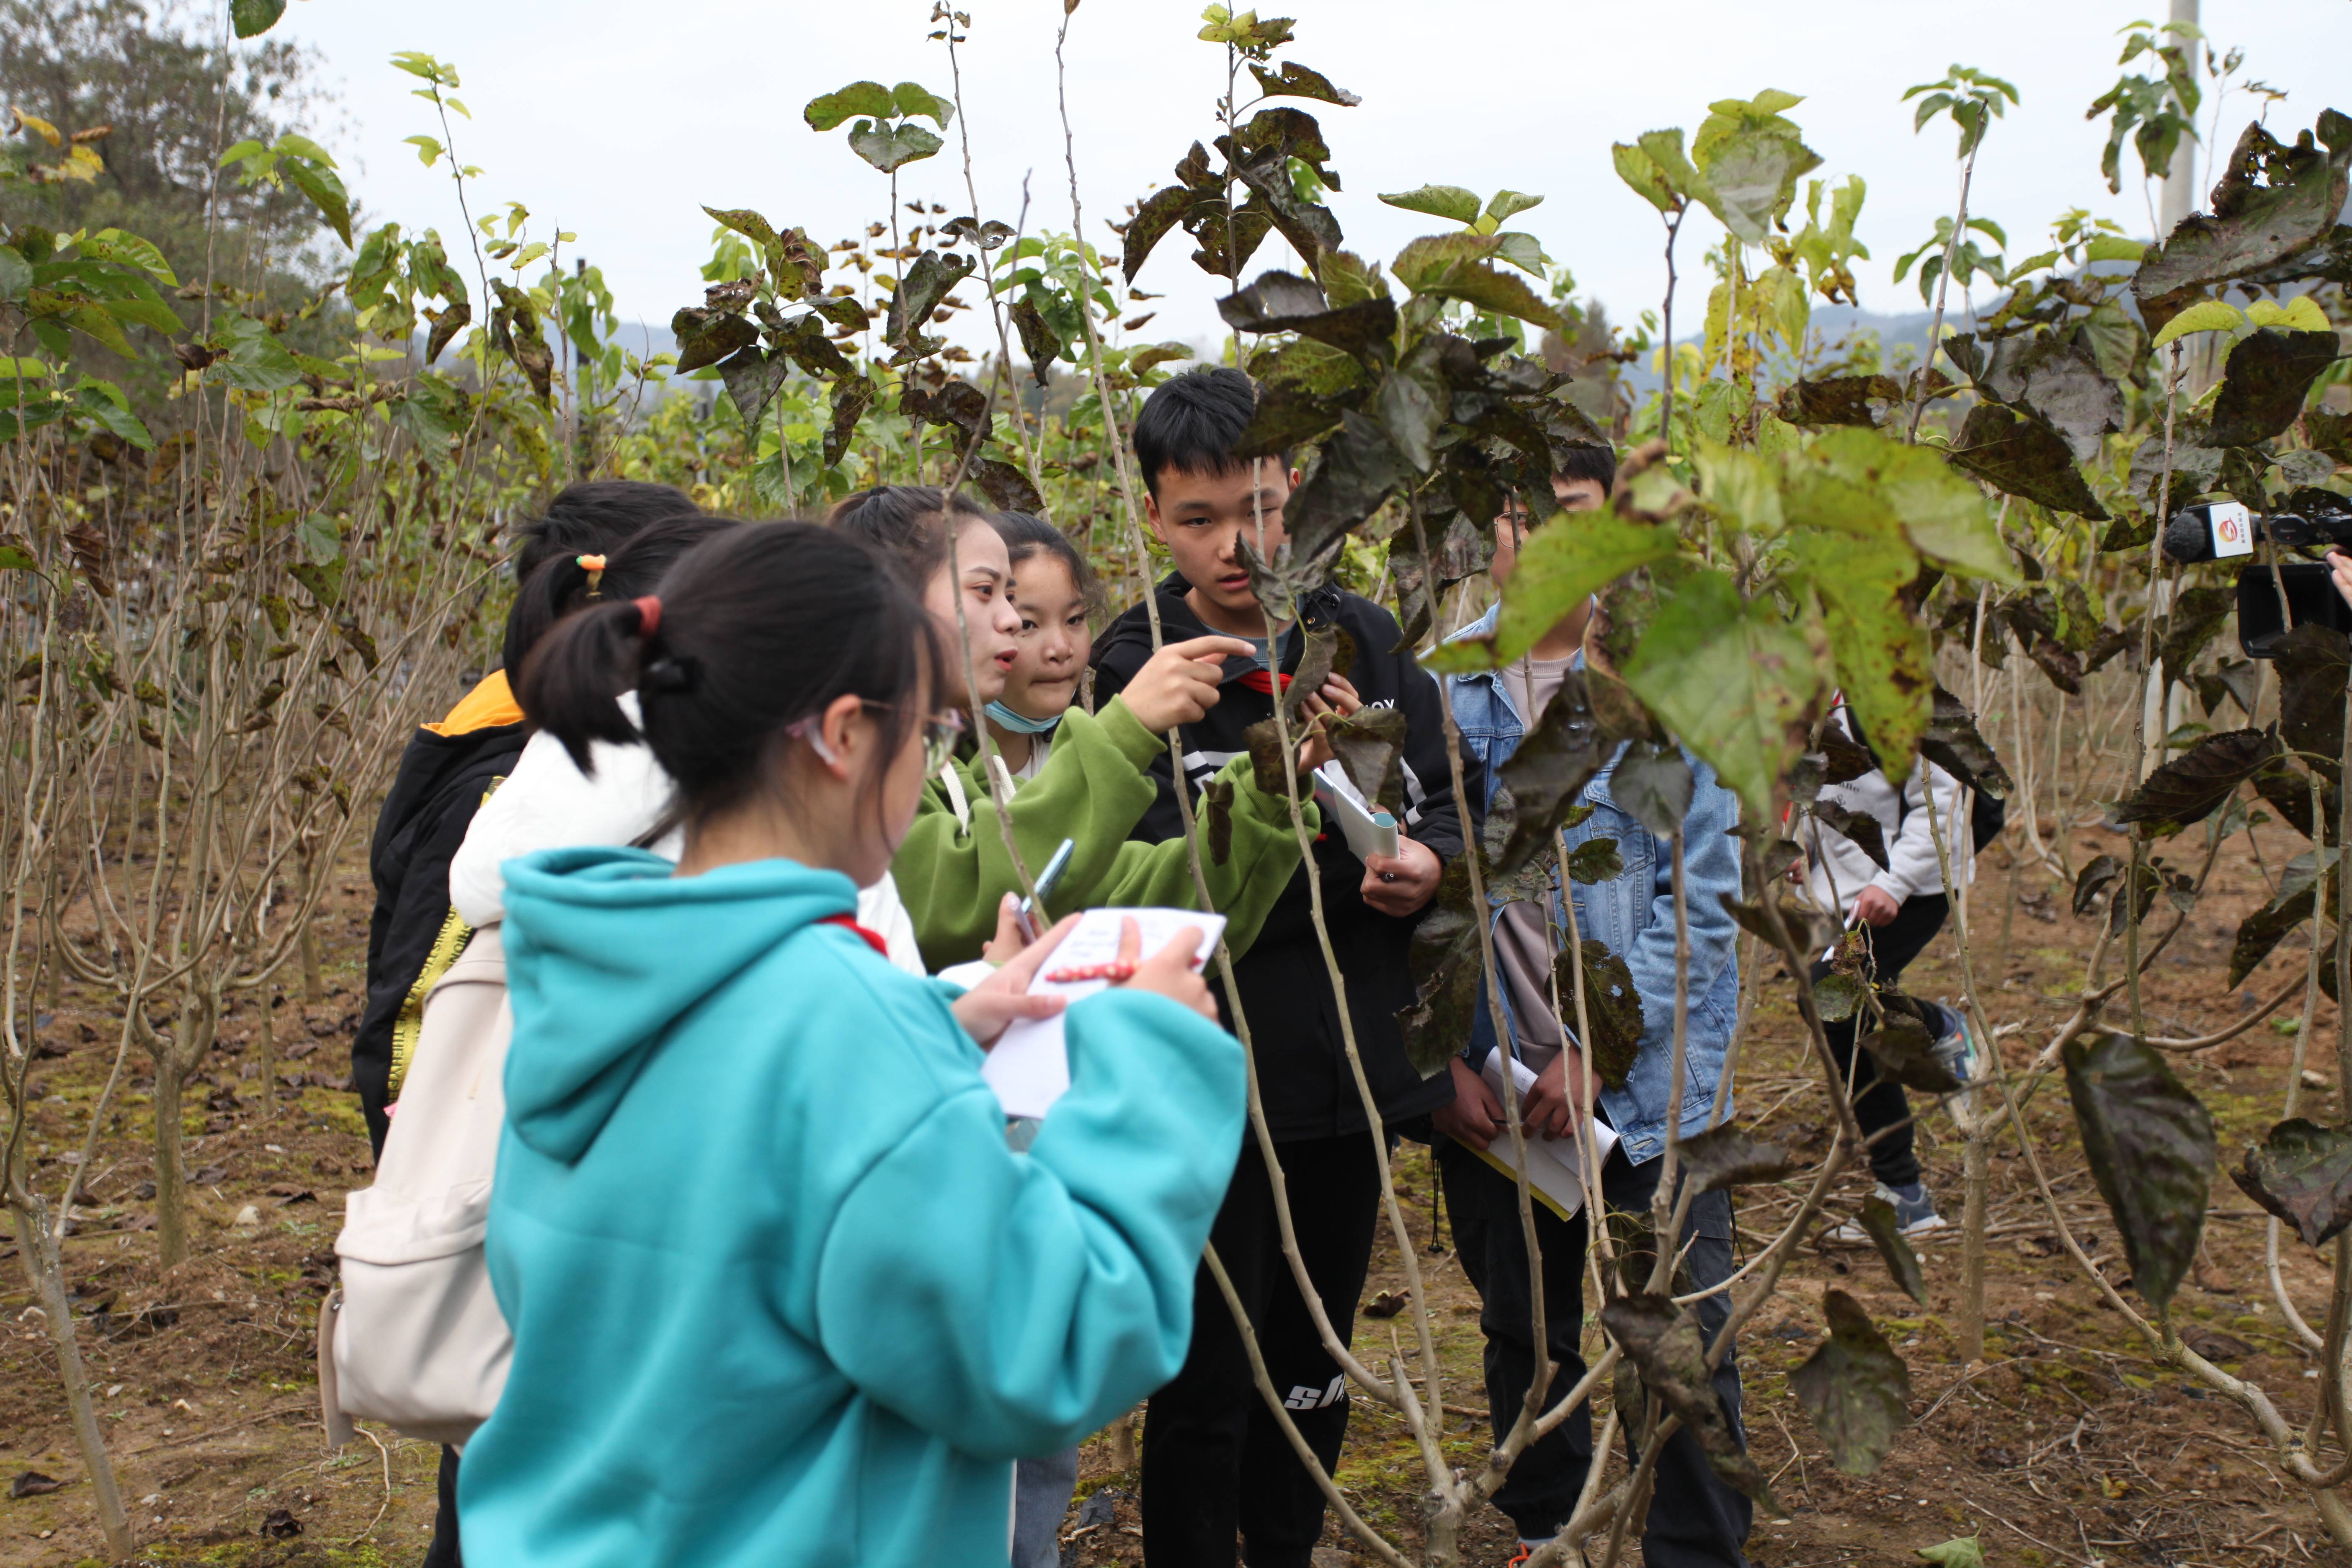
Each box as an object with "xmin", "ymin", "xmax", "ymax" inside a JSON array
[
  {"xmin": 1795, "ymin": 695, "xmax": 1971, "ymax": 1237},
  {"xmin": 448, "ymin": 511, "xmax": 930, "ymax": 967}
]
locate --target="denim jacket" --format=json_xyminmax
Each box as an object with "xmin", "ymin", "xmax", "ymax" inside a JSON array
[{"xmin": 1437, "ymin": 604, "xmax": 1743, "ymax": 1165}]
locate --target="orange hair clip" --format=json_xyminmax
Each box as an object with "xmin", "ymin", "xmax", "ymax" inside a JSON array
[{"xmin": 577, "ymin": 554, "xmax": 608, "ymax": 598}]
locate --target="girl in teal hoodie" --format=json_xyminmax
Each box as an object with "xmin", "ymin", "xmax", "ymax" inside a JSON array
[{"xmin": 462, "ymin": 522, "xmax": 1248, "ymax": 1566}]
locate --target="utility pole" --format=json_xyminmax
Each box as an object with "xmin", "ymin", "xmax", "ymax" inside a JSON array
[{"xmin": 2159, "ymin": 0, "xmax": 2202, "ymax": 237}]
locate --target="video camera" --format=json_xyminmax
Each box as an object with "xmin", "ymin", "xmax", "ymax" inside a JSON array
[{"xmin": 2160, "ymin": 488, "xmax": 2352, "ymax": 657}]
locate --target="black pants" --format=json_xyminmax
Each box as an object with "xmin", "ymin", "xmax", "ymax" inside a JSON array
[
  {"xmin": 1436, "ymin": 1140, "xmax": 1751, "ymax": 1567},
  {"xmin": 1142, "ymin": 1133, "xmax": 1383, "ymax": 1568},
  {"xmin": 422, "ymin": 1445, "xmax": 460, "ymax": 1567},
  {"xmin": 1808, "ymin": 892, "xmax": 1948, "ymax": 1191}
]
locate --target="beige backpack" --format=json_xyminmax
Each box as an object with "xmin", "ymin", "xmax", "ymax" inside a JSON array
[{"xmin": 318, "ymin": 924, "xmax": 515, "ymax": 1448}]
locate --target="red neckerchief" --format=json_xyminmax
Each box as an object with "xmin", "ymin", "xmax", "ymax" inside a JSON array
[
  {"xmin": 1237, "ymin": 669, "xmax": 1294, "ymax": 696},
  {"xmin": 820, "ymin": 914, "xmax": 890, "ymax": 957}
]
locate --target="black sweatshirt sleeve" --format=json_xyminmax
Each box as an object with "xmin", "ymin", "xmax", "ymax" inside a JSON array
[{"xmin": 1387, "ymin": 616, "xmax": 1471, "ymax": 865}]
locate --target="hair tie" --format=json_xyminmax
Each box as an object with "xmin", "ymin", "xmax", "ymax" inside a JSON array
[
  {"xmin": 577, "ymin": 554, "xmax": 608, "ymax": 598},
  {"xmin": 633, "ymin": 594, "xmax": 662, "ymax": 638},
  {"xmin": 642, "ymin": 655, "xmax": 697, "ymax": 693}
]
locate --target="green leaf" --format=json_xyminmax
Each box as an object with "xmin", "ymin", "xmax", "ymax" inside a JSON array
[
  {"xmin": 1786, "ymin": 527, "xmax": 1930, "ymax": 781},
  {"xmin": 1620, "ymin": 570, "xmax": 1829, "ymax": 819},
  {"xmin": 804, "ymin": 81, "xmax": 896, "ymax": 132},
  {"xmin": 1855, "ymin": 1195, "xmax": 1929, "ymax": 1303},
  {"xmin": 889, "ymin": 82, "xmax": 954, "ymax": 128},
  {"xmin": 1917, "ymin": 1539, "xmax": 1986, "ymax": 1568},
  {"xmin": 296, "ymin": 511, "xmax": 343, "ymax": 567},
  {"xmin": 82, "ymin": 229, "xmax": 178, "ymax": 286},
  {"xmin": 1612, "ymin": 141, "xmax": 1676, "ymax": 213},
  {"xmin": 2109, "ymin": 728, "xmax": 2280, "ymax": 838},
  {"xmin": 1945, "ymin": 402, "xmax": 2110, "ymax": 521},
  {"xmin": 1695, "ymin": 119, "xmax": 1824, "ymax": 245},
  {"xmin": 230, "ymin": 0, "xmax": 285, "ymax": 37},
  {"xmin": 1424, "ymin": 513, "xmax": 1677, "ymax": 673},
  {"xmin": 2063, "ymin": 1032, "xmax": 2217, "ymax": 1314},
  {"xmin": 281, "ymin": 157, "xmax": 355, "ymax": 248},
  {"xmin": 72, "ymin": 384, "xmax": 152, "ymax": 450},
  {"xmin": 1565, "ymin": 835, "xmax": 1624, "ymax": 885},
  {"xmin": 2149, "ymin": 298, "xmax": 2247, "ymax": 350},
  {"xmin": 848, "ymin": 119, "xmax": 944, "ymax": 174},
  {"xmin": 1378, "ymin": 184, "xmax": 1482, "ymax": 225},
  {"xmin": 205, "ymin": 315, "xmax": 303, "ymax": 392},
  {"xmin": 1486, "ymin": 189, "xmax": 1544, "ymax": 223},
  {"xmin": 2209, "ymin": 328, "xmax": 2341, "ymax": 447},
  {"xmin": 1804, "ymin": 427, "xmax": 2018, "ymax": 581},
  {"xmin": 1389, "ymin": 234, "xmax": 1562, "ymax": 328},
  {"xmin": 2086, "ymin": 235, "xmax": 2148, "ymax": 263},
  {"xmin": 2233, "ymin": 1119, "xmax": 2352, "ymax": 1248},
  {"xmin": 1790, "ymin": 1289, "xmax": 1912, "ymax": 1474},
  {"xmin": 0, "ymin": 539, "xmax": 34, "ymax": 570},
  {"xmin": 0, "ymin": 246, "xmax": 29, "ymax": 304}
]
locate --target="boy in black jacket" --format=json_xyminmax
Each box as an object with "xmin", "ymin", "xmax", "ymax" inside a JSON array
[{"xmin": 1093, "ymin": 366, "xmax": 1469, "ymax": 1568}]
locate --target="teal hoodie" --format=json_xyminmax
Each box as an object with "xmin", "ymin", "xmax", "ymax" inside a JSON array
[{"xmin": 458, "ymin": 846, "xmax": 1246, "ymax": 1567}]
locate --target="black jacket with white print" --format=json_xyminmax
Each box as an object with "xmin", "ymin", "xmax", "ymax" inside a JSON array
[{"xmin": 1092, "ymin": 574, "xmax": 1475, "ymax": 1140}]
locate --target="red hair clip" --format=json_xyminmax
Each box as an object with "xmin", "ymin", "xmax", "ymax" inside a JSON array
[{"xmin": 634, "ymin": 595, "xmax": 661, "ymax": 638}]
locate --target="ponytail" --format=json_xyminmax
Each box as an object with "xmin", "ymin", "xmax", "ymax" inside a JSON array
[
  {"xmin": 506, "ymin": 512, "xmax": 743, "ymax": 722},
  {"xmin": 517, "ymin": 595, "xmax": 661, "ymax": 775},
  {"xmin": 528, "ymin": 522, "xmax": 948, "ymax": 827}
]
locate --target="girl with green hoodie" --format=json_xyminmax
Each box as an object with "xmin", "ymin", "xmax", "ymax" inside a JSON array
[
  {"xmin": 462, "ymin": 521, "xmax": 1248, "ymax": 1566},
  {"xmin": 828, "ymin": 486, "xmax": 1334, "ymax": 971}
]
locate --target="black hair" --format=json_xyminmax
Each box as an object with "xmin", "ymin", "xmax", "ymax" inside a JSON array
[
  {"xmin": 991, "ymin": 512, "xmax": 1103, "ymax": 618},
  {"xmin": 501, "ymin": 480, "xmax": 701, "ymax": 673},
  {"xmin": 507, "ymin": 513, "xmax": 742, "ymax": 720},
  {"xmin": 520, "ymin": 522, "xmax": 946, "ymax": 828},
  {"xmin": 1132, "ymin": 365, "xmax": 1286, "ymax": 498},
  {"xmin": 1557, "ymin": 444, "xmax": 1617, "ymax": 497},
  {"xmin": 826, "ymin": 485, "xmax": 994, "ymax": 593}
]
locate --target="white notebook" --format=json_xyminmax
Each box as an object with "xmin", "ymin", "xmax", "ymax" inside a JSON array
[
  {"xmin": 1313, "ymin": 760, "xmax": 1400, "ymax": 863},
  {"xmin": 1467, "ymin": 1051, "xmax": 1619, "ymax": 1220},
  {"xmin": 981, "ymin": 907, "xmax": 1227, "ymax": 1119}
]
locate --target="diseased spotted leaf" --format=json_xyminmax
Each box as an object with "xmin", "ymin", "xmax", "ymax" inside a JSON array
[
  {"xmin": 2210, "ymin": 329, "xmax": 2343, "ymax": 448},
  {"xmin": 1790, "ymin": 1289, "xmax": 1913, "ymax": 1474},
  {"xmin": 1858, "ymin": 1021, "xmax": 1961, "ymax": 1094},
  {"xmin": 967, "ymin": 458, "xmax": 1044, "ymax": 516},
  {"xmin": 2156, "ymin": 586, "xmax": 2236, "ymax": 688},
  {"xmin": 883, "ymin": 249, "xmax": 973, "ymax": 348},
  {"xmin": 2133, "ymin": 113, "xmax": 2352, "ymax": 336},
  {"xmin": 670, "ymin": 304, "xmax": 757, "ymax": 375},
  {"xmin": 2233, "ymin": 1119, "xmax": 2352, "ymax": 1248},
  {"xmin": 1919, "ymin": 686, "xmax": 2012, "ymax": 800},
  {"xmin": 2074, "ymin": 854, "xmax": 2125, "ymax": 917},
  {"xmin": 1601, "ymin": 1292, "xmax": 1779, "ymax": 1505},
  {"xmin": 1491, "ymin": 668, "xmax": 1607, "ymax": 876},
  {"xmin": 824, "ymin": 373, "xmax": 877, "ymax": 470},
  {"xmin": 2275, "ymin": 624, "xmax": 2352, "ymax": 779},
  {"xmin": 1812, "ymin": 799, "xmax": 1888, "ymax": 870},
  {"xmin": 1775, "ymin": 374, "xmax": 1903, "ymax": 428},
  {"xmin": 1945, "ymin": 402, "xmax": 2110, "ymax": 521},
  {"xmin": 1202, "ymin": 778, "xmax": 1236, "ymax": 867},
  {"xmin": 2107, "ymin": 727, "xmax": 2280, "ymax": 838},
  {"xmin": 1557, "ymin": 939, "xmax": 1641, "ymax": 1089},
  {"xmin": 1814, "ymin": 972, "xmax": 1867, "ymax": 1024},
  {"xmin": 1676, "ymin": 1125, "xmax": 1797, "ymax": 1193},
  {"xmin": 1324, "ymin": 705, "xmax": 1406, "ymax": 818},
  {"xmin": 2063, "ymin": 1032, "xmax": 2216, "ymax": 1313},
  {"xmin": 1565, "ymin": 836, "xmax": 1623, "ymax": 885},
  {"xmin": 1397, "ymin": 855, "xmax": 1485, "ymax": 1077},
  {"xmin": 1854, "ymin": 1195, "xmax": 1928, "ymax": 1304}
]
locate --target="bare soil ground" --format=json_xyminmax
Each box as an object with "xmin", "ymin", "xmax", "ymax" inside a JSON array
[{"xmin": 6, "ymin": 820, "xmax": 2351, "ymax": 1568}]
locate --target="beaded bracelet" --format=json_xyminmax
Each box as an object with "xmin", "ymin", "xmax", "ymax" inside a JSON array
[{"xmin": 1043, "ymin": 960, "xmax": 1138, "ymax": 984}]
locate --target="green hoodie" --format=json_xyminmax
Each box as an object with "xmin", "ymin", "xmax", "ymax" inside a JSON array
[
  {"xmin": 892, "ymin": 694, "xmax": 1316, "ymax": 971},
  {"xmin": 462, "ymin": 846, "xmax": 1246, "ymax": 1567}
]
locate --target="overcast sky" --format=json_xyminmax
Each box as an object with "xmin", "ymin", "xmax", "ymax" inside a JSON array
[{"xmin": 276, "ymin": 0, "xmax": 2352, "ymax": 355}]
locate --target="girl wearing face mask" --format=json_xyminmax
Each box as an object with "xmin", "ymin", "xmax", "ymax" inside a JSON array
[
  {"xmin": 984, "ymin": 513, "xmax": 1100, "ymax": 781},
  {"xmin": 458, "ymin": 522, "xmax": 1245, "ymax": 1566},
  {"xmin": 829, "ymin": 487, "xmax": 1328, "ymax": 972}
]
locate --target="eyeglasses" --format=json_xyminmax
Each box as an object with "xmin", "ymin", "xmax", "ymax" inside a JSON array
[{"xmin": 787, "ymin": 703, "xmax": 967, "ymax": 774}]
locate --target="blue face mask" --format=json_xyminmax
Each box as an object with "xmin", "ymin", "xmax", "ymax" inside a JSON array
[{"xmin": 985, "ymin": 700, "xmax": 1063, "ymax": 736}]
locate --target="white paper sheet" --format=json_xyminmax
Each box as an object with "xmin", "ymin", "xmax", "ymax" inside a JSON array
[
  {"xmin": 980, "ymin": 907, "xmax": 1227, "ymax": 1119},
  {"xmin": 1313, "ymin": 761, "xmax": 1400, "ymax": 864},
  {"xmin": 1470, "ymin": 1051, "xmax": 1619, "ymax": 1220}
]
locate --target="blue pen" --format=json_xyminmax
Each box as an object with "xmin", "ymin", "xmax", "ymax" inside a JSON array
[{"xmin": 1013, "ymin": 837, "xmax": 1077, "ymax": 943}]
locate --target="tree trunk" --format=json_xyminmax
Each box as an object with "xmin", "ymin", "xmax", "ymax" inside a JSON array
[
  {"xmin": 1959, "ymin": 1133, "xmax": 1991, "ymax": 1363},
  {"xmin": 152, "ymin": 1051, "xmax": 189, "ymax": 1269},
  {"xmin": 11, "ymin": 1195, "xmax": 133, "ymax": 1558},
  {"xmin": 256, "ymin": 986, "xmax": 276, "ymax": 1109}
]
